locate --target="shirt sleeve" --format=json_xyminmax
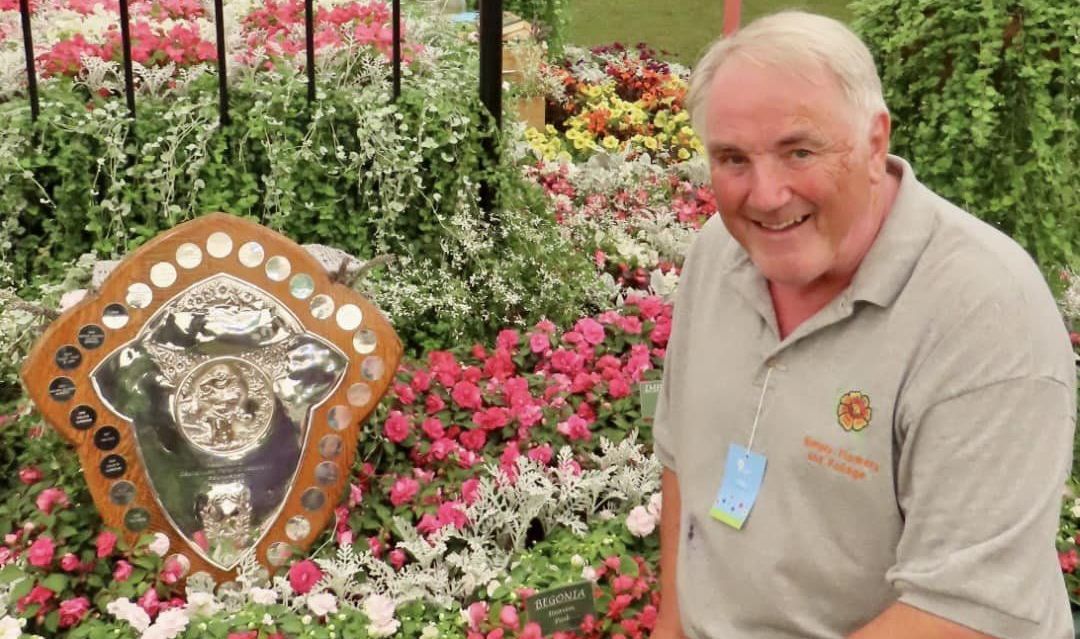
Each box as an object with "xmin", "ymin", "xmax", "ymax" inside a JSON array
[{"xmin": 888, "ymin": 374, "xmax": 1076, "ymax": 638}]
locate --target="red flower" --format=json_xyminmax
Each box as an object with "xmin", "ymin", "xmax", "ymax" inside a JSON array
[
  {"xmin": 1060, "ymin": 549, "xmax": 1079, "ymax": 573},
  {"xmin": 389, "ymin": 477, "xmax": 420, "ymax": 506},
  {"xmin": 35, "ymin": 487, "xmax": 69, "ymax": 514},
  {"xmin": 452, "ymin": 381, "xmax": 483, "ymax": 410},
  {"xmin": 96, "ymin": 530, "xmax": 117, "ymax": 558},
  {"xmin": 383, "ymin": 411, "xmax": 411, "ymax": 443},
  {"xmin": 18, "ymin": 466, "xmax": 43, "ymax": 485},
  {"xmin": 28, "ymin": 536, "xmax": 55, "ymax": 568},
  {"xmin": 421, "ymin": 416, "xmax": 446, "ymax": 440},
  {"xmin": 459, "ymin": 429, "xmax": 487, "ymax": 451},
  {"xmin": 288, "ymin": 559, "xmax": 322, "ymax": 594},
  {"xmin": 17, "ymin": 585, "xmax": 53, "ymax": 612},
  {"xmin": 58, "ymin": 596, "xmax": 90, "ymax": 628}
]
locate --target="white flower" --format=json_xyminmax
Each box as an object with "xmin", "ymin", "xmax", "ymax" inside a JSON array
[
  {"xmin": 598, "ymin": 510, "xmax": 616, "ymax": 521},
  {"xmin": 626, "ymin": 505, "xmax": 657, "ymax": 537},
  {"xmin": 570, "ymin": 554, "xmax": 585, "ymax": 567},
  {"xmin": 143, "ymin": 608, "xmax": 189, "ymax": 639},
  {"xmin": 107, "ymin": 598, "xmax": 151, "ymax": 632},
  {"xmin": 148, "ymin": 532, "xmax": 170, "ymax": 556},
  {"xmin": 581, "ymin": 566, "xmax": 598, "ymax": 582},
  {"xmin": 421, "ymin": 624, "xmax": 440, "ymax": 639},
  {"xmin": 58, "ymin": 289, "xmax": 87, "ymax": 312},
  {"xmin": 185, "ymin": 591, "xmax": 221, "ymax": 618},
  {"xmin": 0, "ymin": 616, "xmax": 25, "ymax": 639},
  {"xmin": 307, "ymin": 592, "xmax": 338, "ymax": 617},
  {"xmin": 647, "ymin": 492, "xmax": 663, "ymax": 519},
  {"xmin": 364, "ymin": 594, "xmax": 400, "ymax": 638},
  {"xmin": 263, "ymin": 613, "xmax": 274, "ymax": 625},
  {"xmin": 250, "ymin": 587, "xmax": 278, "ymax": 605},
  {"xmin": 486, "ymin": 579, "xmax": 501, "ymax": 597},
  {"xmin": 1071, "ymin": 502, "xmax": 1080, "ymax": 519},
  {"xmin": 301, "ymin": 615, "xmax": 312, "ymax": 625}
]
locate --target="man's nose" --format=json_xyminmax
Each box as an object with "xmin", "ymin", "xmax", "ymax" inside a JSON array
[{"xmin": 746, "ymin": 157, "xmax": 793, "ymax": 212}]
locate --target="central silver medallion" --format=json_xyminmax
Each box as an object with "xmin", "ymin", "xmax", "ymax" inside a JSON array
[{"xmin": 177, "ymin": 358, "xmax": 273, "ymax": 455}]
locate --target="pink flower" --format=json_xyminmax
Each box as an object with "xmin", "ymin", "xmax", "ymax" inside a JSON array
[
  {"xmin": 393, "ymin": 383, "xmax": 416, "ymax": 405},
  {"xmin": 160, "ymin": 556, "xmax": 185, "ymax": 584},
  {"xmin": 617, "ymin": 315, "xmax": 643, "ymax": 334},
  {"xmin": 18, "ymin": 466, "xmax": 43, "ymax": 485},
  {"xmin": 527, "ymin": 444, "xmax": 553, "ymax": 465},
  {"xmin": 520, "ymin": 622, "xmax": 543, "ymax": 639},
  {"xmin": 466, "ymin": 601, "xmax": 488, "ymax": 631},
  {"xmin": 383, "ymin": 411, "xmax": 411, "ymax": 443},
  {"xmin": 550, "ymin": 349, "xmax": 584, "ymax": 375},
  {"xmin": 556, "ymin": 415, "xmax": 592, "ymax": 442},
  {"xmin": 59, "ymin": 553, "xmax": 81, "ymax": 572},
  {"xmin": 421, "ymin": 416, "xmax": 445, "ymax": 440},
  {"xmin": 496, "ymin": 329, "xmax": 520, "ymax": 351},
  {"xmin": 428, "ymin": 351, "xmax": 460, "ymax": 385},
  {"xmin": 389, "ymin": 477, "xmax": 420, "ymax": 506},
  {"xmin": 28, "ymin": 536, "xmax": 55, "ymax": 568},
  {"xmin": 36, "ymin": 487, "xmax": 69, "ymax": 514},
  {"xmin": 96, "ymin": 530, "xmax": 117, "ymax": 558},
  {"xmin": 17, "ymin": 585, "xmax": 53, "ymax": 612},
  {"xmin": 459, "ymin": 429, "xmax": 487, "ymax": 451},
  {"xmin": 425, "ymin": 393, "xmax": 447, "ymax": 414},
  {"xmin": 575, "ymin": 318, "xmax": 606, "ymax": 345},
  {"xmin": 1061, "ymin": 550, "xmax": 1079, "ymax": 573},
  {"xmin": 499, "ymin": 604, "xmax": 520, "ymax": 629},
  {"xmin": 529, "ymin": 331, "xmax": 550, "ymax": 354},
  {"xmin": 388, "ymin": 549, "xmax": 406, "ymax": 569},
  {"xmin": 461, "ymin": 478, "xmax": 480, "ymax": 504},
  {"xmin": 451, "ymin": 381, "xmax": 483, "ymax": 410},
  {"xmin": 288, "ymin": 559, "xmax": 322, "ymax": 595},
  {"xmin": 58, "ymin": 596, "xmax": 90, "ymax": 628},
  {"xmin": 137, "ymin": 587, "xmax": 160, "ymax": 617},
  {"xmin": 473, "ymin": 406, "xmax": 509, "ymax": 431},
  {"xmin": 349, "ymin": 483, "xmax": 363, "ymax": 508},
  {"xmin": 410, "ymin": 369, "xmax": 432, "ymax": 393},
  {"xmin": 113, "ymin": 559, "xmax": 133, "ymax": 582},
  {"xmin": 608, "ymin": 375, "xmax": 632, "ymax": 399},
  {"xmin": 437, "ymin": 502, "xmax": 467, "ymax": 529}
]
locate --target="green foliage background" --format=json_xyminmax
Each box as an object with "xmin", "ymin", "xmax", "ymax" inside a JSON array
[
  {"xmin": 0, "ymin": 45, "xmax": 600, "ymax": 355},
  {"xmin": 852, "ymin": 0, "xmax": 1079, "ymax": 275}
]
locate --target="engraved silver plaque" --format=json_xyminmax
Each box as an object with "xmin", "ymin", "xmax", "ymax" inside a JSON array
[{"xmin": 91, "ymin": 274, "xmax": 347, "ymax": 570}]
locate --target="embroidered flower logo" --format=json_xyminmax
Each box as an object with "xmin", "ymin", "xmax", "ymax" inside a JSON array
[{"xmin": 837, "ymin": 391, "xmax": 872, "ymax": 432}]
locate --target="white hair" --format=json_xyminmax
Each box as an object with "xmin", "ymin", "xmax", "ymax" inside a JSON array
[{"xmin": 687, "ymin": 11, "xmax": 888, "ymax": 141}]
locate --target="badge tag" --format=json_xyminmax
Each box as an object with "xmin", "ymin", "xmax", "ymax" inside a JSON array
[{"xmin": 710, "ymin": 444, "xmax": 767, "ymax": 530}]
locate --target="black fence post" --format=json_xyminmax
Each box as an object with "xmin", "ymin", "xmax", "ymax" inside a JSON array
[
  {"xmin": 18, "ymin": 0, "xmax": 39, "ymax": 122},
  {"xmin": 478, "ymin": 0, "xmax": 503, "ymax": 212},
  {"xmin": 213, "ymin": 0, "xmax": 229, "ymax": 126},
  {"xmin": 118, "ymin": 0, "xmax": 136, "ymax": 119},
  {"xmin": 305, "ymin": 0, "xmax": 316, "ymax": 104},
  {"xmin": 392, "ymin": 0, "xmax": 401, "ymax": 101}
]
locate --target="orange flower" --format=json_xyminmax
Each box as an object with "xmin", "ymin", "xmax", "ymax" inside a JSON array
[{"xmin": 837, "ymin": 391, "xmax": 872, "ymax": 431}]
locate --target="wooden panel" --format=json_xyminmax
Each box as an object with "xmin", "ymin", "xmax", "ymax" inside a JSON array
[{"xmin": 21, "ymin": 213, "xmax": 402, "ymax": 582}]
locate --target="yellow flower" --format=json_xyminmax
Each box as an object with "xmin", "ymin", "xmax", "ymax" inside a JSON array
[
  {"xmin": 677, "ymin": 148, "xmax": 690, "ymax": 160},
  {"xmin": 602, "ymin": 135, "xmax": 619, "ymax": 150},
  {"xmin": 643, "ymin": 136, "xmax": 659, "ymax": 150}
]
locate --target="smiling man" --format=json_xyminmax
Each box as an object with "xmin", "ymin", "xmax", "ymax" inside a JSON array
[{"xmin": 650, "ymin": 11, "xmax": 1076, "ymax": 639}]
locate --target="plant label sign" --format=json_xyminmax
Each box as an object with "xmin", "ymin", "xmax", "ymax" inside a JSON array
[
  {"xmin": 525, "ymin": 581, "xmax": 596, "ymax": 635},
  {"xmin": 638, "ymin": 381, "xmax": 663, "ymax": 421}
]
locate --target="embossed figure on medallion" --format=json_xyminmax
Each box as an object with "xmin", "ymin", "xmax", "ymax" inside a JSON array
[{"xmin": 91, "ymin": 274, "xmax": 347, "ymax": 570}]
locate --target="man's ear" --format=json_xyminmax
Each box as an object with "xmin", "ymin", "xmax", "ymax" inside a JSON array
[{"xmin": 867, "ymin": 110, "xmax": 891, "ymax": 184}]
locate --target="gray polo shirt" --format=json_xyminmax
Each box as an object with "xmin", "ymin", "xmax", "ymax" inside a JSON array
[{"xmin": 653, "ymin": 157, "xmax": 1077, "ymax": 639}]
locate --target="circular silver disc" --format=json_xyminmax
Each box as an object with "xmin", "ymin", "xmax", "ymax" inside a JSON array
[
  {"xmin": 335, "ymin": 304, "xmax": 363, "ymax": 331},
  {"xmin": 346, "ymin": 383, "xmax": 372, "ymax": 407},
  {"xmin": 175, "ymin": 243, "xmax": 203, "ymax": 269},
  {"xmin": 267, "ymin": 542, "xmax": 292, "ymax": 566},
  {"xmin": 149, "ymin": 262, "xmax": 177, "ymax": 288},
  {"xmin": 102, "ymin": 304, "xmax": 129, "ymax": 330},
  {"xmin": 352, "ymin": 329, "xmax": 377, "ymax": 354},
  {"xmin": 206, "ymin": 232, "xmax": 233, "ymax": 258},
  {"xmin": 125, "ymin": 283, "xmax": 152, "ymax": 309},
  {"xmin": 266, "ymin": 256, "xmax": 291, "ymax": 282},
  {"xmin": 310, "ymin": 294, "xmax": 334, "ymax": 320},
  {"xmin": 285, "ymin": 515, "xmax": 311, "ymax": 541},
  {"xmin": 238, "ymin": 242, "xmax": 265, "ymax": 267},
  {"xmin": 289, "ymin": 274, "xmax": 315, "ymax": 300},
  {"xmin": 315, "ymin": 461, "xmax": 339, "ymax": 486},
  {"xmin": 361, "ymin": 356, "xmax": 385, "ymax": 382},
  {"xmin": 301, "ymin": 488, "xmax": 325, "ymax": 511},
  {"xmin": 328, "ymin": 405, "xmax": 352, "ymax": 431},
  {"xmin": 319, "ymin": 434, "xmax": 343, "ymax": 459}
]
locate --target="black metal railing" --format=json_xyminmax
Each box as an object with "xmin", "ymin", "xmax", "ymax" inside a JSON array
[{"xmin": 17, "ymin": 0, "xmax": 505, "ymax": 204}]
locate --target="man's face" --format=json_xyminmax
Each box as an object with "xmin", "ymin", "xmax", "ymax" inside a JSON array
[{"xmin": 703, "ymin": 57, "xmax": 888, "ymax": 290}]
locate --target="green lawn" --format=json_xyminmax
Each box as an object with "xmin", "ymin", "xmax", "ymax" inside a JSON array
[{"xmin": 566, "ymin": 1, "xmax": 853, "ymax": 64}]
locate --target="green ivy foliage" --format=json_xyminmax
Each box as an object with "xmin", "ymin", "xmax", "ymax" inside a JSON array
[
  {"xmin": 852, "ymin": 1, "xmax": 1079, "ymax": 275},
  {"xmin": 0, "ymin": 47, "xmax": 600, "ymax": 354}
]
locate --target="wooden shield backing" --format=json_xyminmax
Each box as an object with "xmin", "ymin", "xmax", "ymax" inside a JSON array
[{"xmin": 21, "ymin": 213, "xmax": 401, "ymax": 581}]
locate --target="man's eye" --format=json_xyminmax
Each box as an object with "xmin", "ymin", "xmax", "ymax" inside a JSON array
[
  {"xmin": 791, "ymin": 149, "xmax": 813, "ymax": 159},
  {"xmin": 715, "ymin": 154, "xmax": 747, "ymax": 166}
]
